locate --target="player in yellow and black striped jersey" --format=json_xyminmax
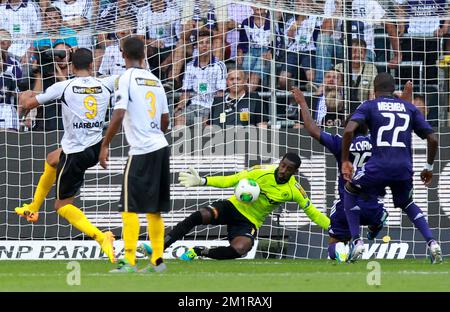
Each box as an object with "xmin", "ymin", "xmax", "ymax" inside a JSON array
[{"xmin": 142, "ymin": 153, "xmax": 330, "ymax": 261}]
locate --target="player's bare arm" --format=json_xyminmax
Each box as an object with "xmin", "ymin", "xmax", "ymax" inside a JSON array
[
  {"xmin": 161, "ymin": 113, "xmax": 169, "ymax": 133},
  {"xmin": 291, "ymin": 87, "xmax": 321, "ymax": 141},
  {"xmin": 342, "ymin": 120, "xmax": 360, "ymax": 181},
  {"xmin": 100, "ymin": 109, "xmax": 126, "ymax": 169}
]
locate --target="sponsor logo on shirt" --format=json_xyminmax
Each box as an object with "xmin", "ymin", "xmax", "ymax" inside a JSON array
[
  {"xmin": 72, "ymin": 86, "xmax": 103, "ymax": 94},
  {"xmin": 136, "ymin": 78, "xmax": 160, "ymax": 87}
]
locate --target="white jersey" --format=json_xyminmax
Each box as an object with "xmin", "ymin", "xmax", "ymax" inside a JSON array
[
  {"xmin": 114, "ymin": 68, "xmax": 169, "ymax": 156},
  {"xmin": 36, "ymin": 76, "xmax": 116, "ymax": 154},
  {"xmin": 324, "ymin": 0, "xmax": 385, "ymax": 50}
]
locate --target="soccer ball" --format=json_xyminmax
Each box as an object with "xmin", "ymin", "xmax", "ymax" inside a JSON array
[
  {"xmin": 234, "ymin": 178, "xmax": 260, "ymax": 203},
  {"xmin": 334, "ymin": 242, "xmax": 350, "ymax": 262}
]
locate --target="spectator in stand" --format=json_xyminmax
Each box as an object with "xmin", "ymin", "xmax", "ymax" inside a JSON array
[
  {"xmin": 335, "ymin": 38, "xmax": 377, "ymax": 112},
  {"xmin": 52, "ymin": 0, "xmax": 94, "ymax": 48},
  {"xmin": 136, "ymin": 0, "xmax": 181, "ymax": 80},
  {"xmin": 0, "ymin": 48, "xmax": 19, "ymax": 131},
  {"xmin": 95, "ymin": 0, "xmax": 142, "ymax": 47},
  {"xmin": 396, "ymin": 0, "xmax": 449, "ymax": 87},
  {"xmin": 278, "ymin": 1, "xmax": 317, "ymax": 92},
  {"xmin": 237, "ymin": 5, "xmax": 274, "ymax": 92},
  {"xmin": 179, "ymin": 0, "xmax": 229, "ymax": 60},
  {"xmin": 315, "ymin": 0, "xmax": 400, "ymax": 84},
  {"xmin": 209, "ymin": 68, "xmax": 268, "ymax": 127},
  {"xmin": 413, "ymin": 94, "xmax": 438, "ymax": 127},
  {"xmin": 311, "ymin": 69, "xmax": 344, "ymax": 127},
  {"xmin": 0, "ymin": 0, "xmax": 42, "ymax": 61},
  {"xmin": 29, "ymin": 41, "xmax": 72, "ymax": 131},
  {"xmin": 97, "ymin": 16, "xmax": 132, "ymax": 76},
  {"xmin": 225, "ymin": 3, "xmax": 253, "ymax": 63},
  {"xmin": 0, "ymin": 29, "xmax": 22, "ymax": 79},
  {"xmin": 174, "ymin": 28, "xmax": 226, "ymax": 127},
  {"xmin": 33, "ymin": 6, "xmax": 78, "ymax": 50}
]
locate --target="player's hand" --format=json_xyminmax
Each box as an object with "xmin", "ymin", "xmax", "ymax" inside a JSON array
[
  {"xmin": 420, "ymin": 169, "xmax": 433, "ymax": 187},
  {"xmin": 178, "ymin": 167, "xmax": 204, "ymax": 187},
  {"xmin": 341, "ymin": 161, "xmax": 354, "ymax": 182},
  {"xmin": 99, "ymin": 146, "xmax": 109, "ymax": 169},
  {"xmin": 291, "ymin": 87, "xmax": 307, "ymax": 106}
]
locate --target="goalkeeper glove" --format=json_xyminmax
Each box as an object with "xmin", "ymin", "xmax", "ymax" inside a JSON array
[{"xmin": 179, "ymin": 167, "xmax": 206, "ymax": 187}]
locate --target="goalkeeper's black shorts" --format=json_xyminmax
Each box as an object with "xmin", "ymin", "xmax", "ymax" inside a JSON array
[
  {"xmin": 208, "ymin": 200, "xmax": 258, "ymax": 244},
  {"xmin": 56, "ymin": 140, "xmax": 102, "ymax": 200},
  {"xmin": 118, "ymin": 146, "xmax": 170, "ymax": 213}
]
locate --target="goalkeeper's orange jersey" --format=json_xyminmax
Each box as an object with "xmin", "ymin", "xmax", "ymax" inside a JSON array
[{"xmin": 205, "ymin": 165, "xmax": 330, "ymax": 230}]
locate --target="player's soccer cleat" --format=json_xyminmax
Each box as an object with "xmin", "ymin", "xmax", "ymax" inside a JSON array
[
  {"xmin": 179, "ymin": 248, "xmax": 198, "ymax": 261},
  {"xmin": 109, "ymin": 259, "xmax": 137, "ymax": 273},
  {"xmin": 367, "ymin": 211, "xmax": 389, "ymax": 241},
  {"xmin": 138, "ymin": 242, "xmax": 153, "ymax": 258},
  {"xmin": 428, "ymin": 240, "xmax": 443, "ymax": 264},
  {"xmin": 138, "ymin": 262, "xmax": 167, "ymax": 273},
  {"xmin": 15, "ymin": 204, "xmax": 39, "ymax": 223},
  {"xmin": 101, "ymin": 231, "xmax": 117, "ymax": 263},
  {"xmin": 348, "ymin": 239, "xmax": 365, "ymax": 263}
]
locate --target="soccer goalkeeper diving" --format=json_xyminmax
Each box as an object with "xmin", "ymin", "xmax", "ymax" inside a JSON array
[{"xmin": 141, "ymin": 153, "xmax": 330, "ymax": 261}]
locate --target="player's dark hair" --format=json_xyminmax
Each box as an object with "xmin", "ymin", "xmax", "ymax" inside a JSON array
[
  {"xmin": 122, "ymin": 37, "xmax": 145, "ymax": 61},
  {"xmin": 374, "ymin": 72, "xmax": 395, "ymax": 94},
  {"xmin": 282, "ymin": 153, "xmax": 301, "ymax": 169},
  {"xmin": 71, "ymin": 48, "xmax": 92, "ymax": 70}
]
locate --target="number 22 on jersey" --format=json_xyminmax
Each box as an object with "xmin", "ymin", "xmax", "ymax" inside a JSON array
[{"xmin": 377, "ymin": 112, "xmax": 410, "ymax": 147}]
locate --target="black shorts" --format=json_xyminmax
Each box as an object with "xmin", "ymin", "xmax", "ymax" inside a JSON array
[
  {"xmin": 119, "ymin": 146, "xmax": 170, "ymax": 213},
  {"xmin": 208, "ymin": 200, "xmax": 257, "ymax": 243},
  {"xmin": 55, "ymin": 140, "xmax": 102, "ymax": 200}
]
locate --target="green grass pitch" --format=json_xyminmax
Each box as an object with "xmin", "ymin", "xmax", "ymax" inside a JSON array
[{"xmin": 0, "ymin": 259, "xmax": 448, "ymax": 291}]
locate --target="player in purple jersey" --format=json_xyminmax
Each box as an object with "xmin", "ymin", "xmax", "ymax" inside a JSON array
[
  {"xmin": 292, "ymin": 88, "xmax": 388, "ymax": 261},
  {"xmin": 341, "ymin": 73, "xmax": 441, "ymax": 263}
]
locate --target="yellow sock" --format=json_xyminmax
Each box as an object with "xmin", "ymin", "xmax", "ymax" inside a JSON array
[
  {"xmin": 57, "ymin": 204, "xmax": 105, "ymax": 244},
  {"xmin": 147, "ymin": 213, "xmax": 165, "ymax": 265},
  {"xmin": 122, "ymin": 212, "xmax": 140, "ymax": 266},
  {"xmin": 31, "ymin": 161, "xmax": 57, "ymax": 212}
]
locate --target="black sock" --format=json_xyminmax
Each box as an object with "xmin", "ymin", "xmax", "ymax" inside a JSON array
[
  {"xmin": 202, "ymin": 246, "xmax": 242, "ymax": 260},
  {"xmin": 164, "ymin": 211, "xmax": 203, "ymax": 249}
]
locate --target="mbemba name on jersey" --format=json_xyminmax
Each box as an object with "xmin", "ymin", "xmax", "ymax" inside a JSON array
[{"xmin": 205, "ymin": 165, "xmax": 330, "ymax": 230}]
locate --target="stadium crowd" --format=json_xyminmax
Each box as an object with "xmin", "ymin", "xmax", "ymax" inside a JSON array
[{"xmin": 0, "ymin": 0, "xmax": 447, "ymax": 131}]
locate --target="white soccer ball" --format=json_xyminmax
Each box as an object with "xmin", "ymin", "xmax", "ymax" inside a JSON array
[
  {"xmin": 334, "ymin": 242, "xmax": 350, "ymax": 262},
  {"xmin": 234, "ymin": 178, "xmax": 260, "ymax": 203}
]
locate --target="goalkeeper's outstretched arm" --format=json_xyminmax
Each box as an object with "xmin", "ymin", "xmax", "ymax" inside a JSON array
[
  {"xmin": 293, "ymin": 186, "xmax": 330, "ymax": 230},
  {"xmin": 178, "ymin": 167, "xmax": 249, "ymax": 188}
]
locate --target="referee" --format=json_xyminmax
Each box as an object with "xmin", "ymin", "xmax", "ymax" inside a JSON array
[{"xmin": 100, "ymin": 37, "xmax": 170, "ymax": 273}]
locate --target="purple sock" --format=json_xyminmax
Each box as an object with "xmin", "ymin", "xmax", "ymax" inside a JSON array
[
  {"xmin": 403, "ymin": 202, "xmax": 434, "ymax": 243},
  {"xmin": 344, "ymin": 188, "xmax": 361, "ymax": 240},
  {"xmin": 328, "ymin": 243, "xmax": 336, "ymax": 260}
]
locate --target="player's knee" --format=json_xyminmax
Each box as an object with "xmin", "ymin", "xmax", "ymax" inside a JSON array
[
  {"xmin": 199, "ymin": 207, "xmax": 216, "ymax": 224},
  {"xmin": 46, "ymin": 149, "xmax": 61, "ymax": 167},
  {"xmin": 230, "ymin": 239, "xmax": 252, "ymax": 256}
]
